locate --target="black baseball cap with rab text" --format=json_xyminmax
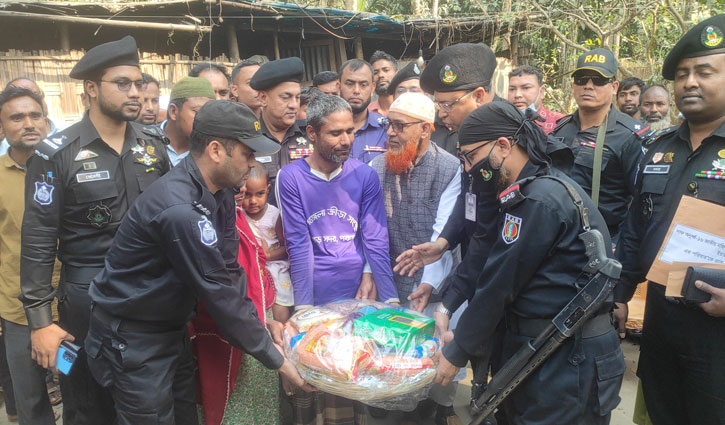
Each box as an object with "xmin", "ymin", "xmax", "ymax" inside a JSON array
[
  {"xmin": 193, "ymin": 100, "xmax": 280, "ymax": 155},
  {"xmin": 572, "ymin": 48, "xmax": 618, "ymax": 79}
]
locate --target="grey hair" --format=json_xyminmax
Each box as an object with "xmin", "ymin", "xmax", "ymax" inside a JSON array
[{"xmin": 306, "ymin": 93, "xmax": 352, "ymax": 132}]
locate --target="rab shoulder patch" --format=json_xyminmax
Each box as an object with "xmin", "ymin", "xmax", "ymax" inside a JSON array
[{"xmin": 502, "ymin": 213, "xmax": 522, "ymax": 244}]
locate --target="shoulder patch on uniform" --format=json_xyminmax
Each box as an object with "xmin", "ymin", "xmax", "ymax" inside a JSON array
[
  {"xmin": 643, "ymin": 125, "xmax": 678, "ymax": 146},
  {"xmin": 502, "ymin": 213, "xmax": 522, "ymax": 244},
  {"xmin": 33, "ymin": 181, "xmax": 54, "ymax": 206},
  {"xmin": 141, "ymin": 125, "xmax": 169, "ymax": 144},
  {"xmin": 498, "ymin": 184, "xmax": 526, "ymax": 209},
  {"xmin": 551, "ymin": 114, "xmax": 573, "ymax": 134},
  {"xmin": 35, "ymin": 135, "xmax": 72, "ymax": 160},
  {"xmin": 198, "ymin": 215, "xmax": 217, "ymax": 246}
]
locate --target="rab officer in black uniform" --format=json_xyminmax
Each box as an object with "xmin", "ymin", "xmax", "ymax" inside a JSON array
[
  {"xmin": 551, "ymin": 48, "xmax": 649, "ymax": 241},
  {"xmin": 249, "ymin": 57, "xmax": 308, "ymax": 202},
  {"xmin": 20, "ymin": 36, "xmax": 171, "ymax": 425},
  {"xmin": 614, "ymin": 14, "xmax": 725, "ymax": 425},
  {"xmin": 85, "ymin": 101, "xmax": 310, "ymax": 425},
  {"xmin": 434, "ymin": 102, "xmax": 625, "ymax": 424}
]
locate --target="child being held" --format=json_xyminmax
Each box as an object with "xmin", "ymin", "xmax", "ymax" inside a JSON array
[{"xmin": 242, "ymin": 164, "xmax": 293, "ymax": 323}]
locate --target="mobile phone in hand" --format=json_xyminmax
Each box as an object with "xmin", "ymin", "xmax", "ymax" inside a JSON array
[{"xmin": 56, "ymin": 341, "xmax": 81, "ymax": 375}]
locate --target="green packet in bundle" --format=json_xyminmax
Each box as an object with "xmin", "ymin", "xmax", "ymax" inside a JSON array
[{"xmin": 353, "ymin": 308, "xmax": 434, "ymax": 352}]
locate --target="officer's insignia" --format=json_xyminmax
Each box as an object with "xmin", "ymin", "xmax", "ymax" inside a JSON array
[
  {"xmin": 718, "ymin": 149, "xmax": 725, "ymax": 159},
  {"xmin": 502, "ymin": 213, "xmax": 521, "ymax": 244},
  {"xmin": 131, "ymin": 144, "xmax": 145, "ymax": 154},
  {"xmin": 296, "ymin": 137, "xmax": 307, "ymax": 145},
  {"xmin": 74, "ymin": 149, "xmax": 98, "ymax": 161},
  {"xmin": 713, "ymin": 158, "xmax": 725, "ymax": 171},
  {"xmin": 138, "ymin": 139, "xmax": 146, "ymax": 147},
  {"xmin": 146, "ymin": 145, "xmax": 155, "ymax": 155},
  {"xmin": 87, "ymin": 204, "xmax": 112, "ymax": 228},
  {"xmin": 652, "ymin": 152, "xmax": 664, "ymax": 163},
  {"xmin": 198, "ymin": 216, "xmax": 218, "ymax": 246},
  {"xmin": 663, "ymin": 152, "xmax": 674, "ymax": 163},
  {"xmin": 33, "ymin": 181, "xmax": 54, "ymax": 206},
  {"xmin": 34, "ymin": 150, "xmax": 50, "ymax": 161},
  {"xmin": 481, "ymin": 169, "xmax": 493, "ymax": 181},
  {"xmin": 634, "ymin": 123, "xmax": 641, "ymax": 131},
  {"xmin": 413, "ymin": 63, "xmax": 421, "ymax": 75},
  {"xmin": 83, "ymin": 161, "xmax": 97, "ymax": 171},
  {"xmin": 702, "ymin": 25, "xmax": 723, "ymax": 48},
  {"xmin": 136, "ymin": 153, "xmax": 158, "ymax": 166},
  {"xmin": 441, "ymin": 65, "xmax": 457, "ymax": 84}
]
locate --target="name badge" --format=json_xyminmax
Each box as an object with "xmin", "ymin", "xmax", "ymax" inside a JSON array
[
  {"xmin": 643, "ymin": 164, "xmax": 670, "ymax": 174},
  {"xmin": 465, "ymin": 192, "xmax": 477, "ymax": 221},
  {"xmin": 256, "ymin": 155, "xmax": 272, "ymax": 164},
  {"xmin": 76, "ymin": 170, "xmax": 110, "ymax": 183}
]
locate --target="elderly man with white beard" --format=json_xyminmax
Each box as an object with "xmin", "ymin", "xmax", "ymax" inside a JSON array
[{"xmin": 370, "ymin": 92, "xmax": 463, "ymax": 425}]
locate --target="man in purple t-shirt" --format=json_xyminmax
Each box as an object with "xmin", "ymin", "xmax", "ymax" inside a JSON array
[{"xmin": 277, "ymin": 92, "xmax": 399, "ymax": 422}]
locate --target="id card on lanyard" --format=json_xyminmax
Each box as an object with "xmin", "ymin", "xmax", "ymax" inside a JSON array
[{"xmin": 465, "ymin": 192, "xmax": 477, "ymax": 221}]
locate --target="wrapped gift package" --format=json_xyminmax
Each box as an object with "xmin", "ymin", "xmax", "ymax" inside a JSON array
[{"xmin": 284, "ymin": 299, "xmax": 439, "ymax": 410}]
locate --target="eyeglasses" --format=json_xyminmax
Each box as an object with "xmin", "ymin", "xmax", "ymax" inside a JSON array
[
  {"xmin": 573, "ymin": 76, "xmax": 613, "ymax": 87},
  {"xmin": 457, "ymin": 140, "xmax": 495, "ymax": 166},
  {"xmin": 395, "ymin": 86, "xmax": 422, "ymax": 95},
  {"xmin": 100, "ymin": 78, "xmax": 148, "ymax": 92},
  {"xmin": 434, "ymin": 90, "xmax": 474, "ymax": 112},
  {"xmin": 381, "ymin": 117, "xmax": 425, "ymax": 133}
]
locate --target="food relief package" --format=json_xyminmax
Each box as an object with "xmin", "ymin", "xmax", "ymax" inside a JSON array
[{"xmin": 284, "ymin": 299, "xmax": 441, "ymax": 411}]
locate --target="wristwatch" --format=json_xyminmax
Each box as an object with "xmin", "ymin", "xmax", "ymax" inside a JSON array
[{"xmin": 436, "ymin": 303, "xmax": 452, "ymax": 318}]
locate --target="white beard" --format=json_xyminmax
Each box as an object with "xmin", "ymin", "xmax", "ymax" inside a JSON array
[{"xmin": 646, "ymin": 115, "xmax": 672, "ymax": 132}]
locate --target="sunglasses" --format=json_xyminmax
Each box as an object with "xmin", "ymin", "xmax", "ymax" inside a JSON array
[{"xmin": 573, "ymin": 76, "xmax": 613, "ymax": 87}]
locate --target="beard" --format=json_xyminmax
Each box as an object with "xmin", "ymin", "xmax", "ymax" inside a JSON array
[
  {"xmin": 318, "ymin": 143, "xmax": 350, "ymax": 164},
  {"xmin": 645, "ymin": 114, "xmax": 672, "ymax": 132},
  {"xmin": 98, "ymin": 91, "xmax": 141, "ymax": 122},
  {"xmin": 349, "ymin": 97, "xmax": 371, "ymax": 115},
  {"xmin": 375, "ymin": 82, "xmax": 390, "ymax": 96},
  {"xmin": 385, "ymin": 140, "xmax": 418, "ymax": 174}
]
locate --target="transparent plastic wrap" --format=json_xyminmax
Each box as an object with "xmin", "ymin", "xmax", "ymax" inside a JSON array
[{"xmin": 284, "ymin": 299, "xmax": 440, "ymax": 411}]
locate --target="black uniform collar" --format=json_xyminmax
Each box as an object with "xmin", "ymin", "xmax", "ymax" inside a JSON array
[
  {"xmin": 678, "ymin": 119, "xmax": 725, "ymax": 143},
  {"xmin": 179, "ymin": 154, "xmax": 217, "ymax": 215},
  {"xmin": 516, "ymin": 160, "xmax": 549, "ymax": 181},
  {"xmin": 571, "ymin": 104, "xmax": 618, "ymax": 132},
  {"xmin": 79, "ymin": 112, "xmax": 145, "ymax": 153},
  {"xmin": 259, "ymin": 115, "xmax": 304, "ymax": 144}
]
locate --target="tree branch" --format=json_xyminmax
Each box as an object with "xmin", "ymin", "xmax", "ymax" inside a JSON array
[{"xmin": 663, "ymin": 0, "xmax": 687, "ymax": 33}]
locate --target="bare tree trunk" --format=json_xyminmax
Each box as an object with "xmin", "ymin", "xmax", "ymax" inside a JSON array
[{"xmin": 432, "ymin": 0, "xmax": 439, "ymax": 18}]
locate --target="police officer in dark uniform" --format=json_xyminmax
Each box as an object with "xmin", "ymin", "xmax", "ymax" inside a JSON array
[
  {"xmin": 614, "ymin": 14, "xmax": 725, "ymax": 425},
  {"xmin": 19, "ymin": 36, "xmax": 172, "ymax": 425},
  {"xmin": 84, "ymin": 100, "xmax": 310, "ymax": 424},
  {"xmin": 551, "ymin": 48, "xmax": 649, "ymax": 241},
  {"xmin": 249, "ymin": 57, "xmax": 308, "ymax": 197},
  {"xmin": 434, "ymin": 101, "xmax": 625, "ymax": 424}
]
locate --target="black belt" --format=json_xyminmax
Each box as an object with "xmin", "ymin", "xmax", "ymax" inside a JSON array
[
  {"xmin": 61, "ymin": 265, "xmax": 104, "ymax": 284},
  {"xmin": 506, "ymin": 312, "xmax": 613, "ymax": 339},
  {"xmin": 91, "ymin": 304, "xmax": 182, "ymax": 334}
]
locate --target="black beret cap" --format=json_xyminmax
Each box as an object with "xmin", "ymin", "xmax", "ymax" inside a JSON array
[
  {"xmin": 69, "ymin": 36, "xmax": 139, "ymax": 80},
  {"xmin": 662, "ymin": 14, "xmax": 725, "ymax": 80},
  {"xmin": 388, "ymin": 61, "xmax": 422, "ymax": 95},
  {"xmin": 249, "ymin": 57, "xmax": 305, "ymax": 91},
  {"xmin": 420, "ymin": 43, "xmax": 497, "ymax": 94}
]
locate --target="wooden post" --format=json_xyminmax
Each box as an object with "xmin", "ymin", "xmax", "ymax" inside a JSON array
[
  {"xmin": 335, "ymin": 38, "xmax": 347, "ymax": 70},
  {"xmin": 354, "ymin": 37, "xmax": 363, "ymax": 60},
  {"xmin": 273, "ymin": 31, "xmax": 281, "ymax": 60},
  {"xmin": 327, "ymin": 40, "xmax": 336, "ymax": 71},
  {"xmin": 225, "ymin": 22, "xmax": 240, "ymax": 62},
  {"xmin": 59, "ymin": 23, "xmax": 70, "ymax": 51}
]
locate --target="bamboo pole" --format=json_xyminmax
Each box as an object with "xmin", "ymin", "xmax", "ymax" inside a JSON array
[{"xmin": 0, "ymin": 10, "xmax": 211, "ymax": 33}]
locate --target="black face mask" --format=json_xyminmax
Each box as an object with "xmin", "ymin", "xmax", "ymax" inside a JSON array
[{"xmin": 468, "ymin": 145, "xmax": 500, "ymax": 198}]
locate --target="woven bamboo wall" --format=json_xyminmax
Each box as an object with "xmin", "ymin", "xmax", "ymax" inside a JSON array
[{"xmin": 0, "ymin": 49, "xmax": 235, "ymax": 128}]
